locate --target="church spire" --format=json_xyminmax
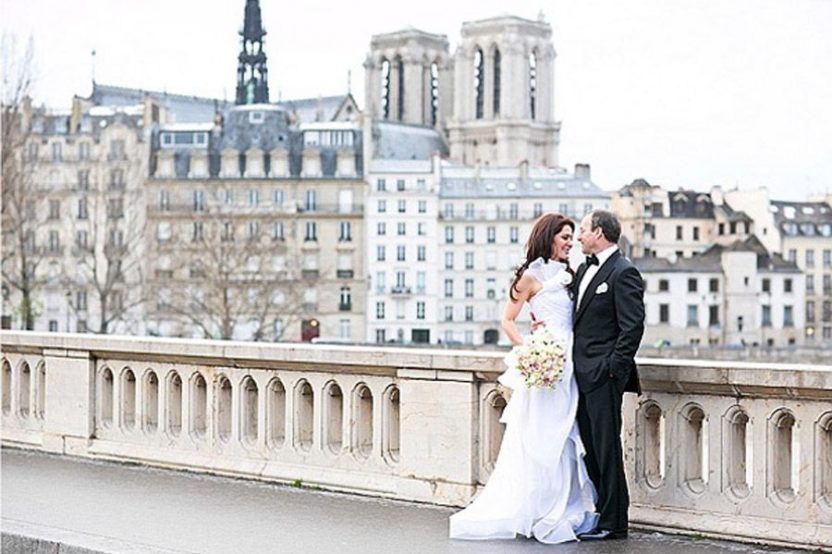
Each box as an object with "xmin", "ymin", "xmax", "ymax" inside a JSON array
[{"xmin": 235, "ymin": 0, "xmax": 270, "ymax": 105}]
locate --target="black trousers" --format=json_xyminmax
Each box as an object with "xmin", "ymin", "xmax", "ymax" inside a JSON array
[{"xmin": 576, "ymin": 379, "xmax": 629, "ymax": 532}]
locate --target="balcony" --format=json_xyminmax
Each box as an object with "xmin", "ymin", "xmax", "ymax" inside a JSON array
[
  {"xmin": 390, "ymin": 286, "xmax": 412, "ymax": 296},
  {"xmin": 338, "ymin": 302, "xmax": 352, "ymax": 312},
  {"xmin": 301, "ymin": 269, "xmax": 319, "ymax": 279},
  {"xmin": 336, "ymin": 269, "xmax": 354, "ymax": 279}
]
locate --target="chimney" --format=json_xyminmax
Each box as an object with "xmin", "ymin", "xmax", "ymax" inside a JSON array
[{"xmin": 575, "ymin": 163, "xmax": 591, "ymax": 180}]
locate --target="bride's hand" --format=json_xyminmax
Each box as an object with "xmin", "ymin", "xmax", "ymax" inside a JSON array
[{"xmin": 530, "ymin": 312, "xmax": 546, "ymax": 332}]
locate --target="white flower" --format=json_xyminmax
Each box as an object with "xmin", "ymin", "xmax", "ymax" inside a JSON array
[{"xmin": 558, "ymin": 270, "xmax": 573, "ymax": 287}]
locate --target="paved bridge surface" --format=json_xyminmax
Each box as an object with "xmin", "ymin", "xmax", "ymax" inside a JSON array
[{"xmin": 1, "ymin": 449, "xmax": 802, "ymax": 554}]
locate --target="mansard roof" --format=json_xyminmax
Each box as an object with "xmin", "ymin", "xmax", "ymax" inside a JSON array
[
  {"xmin": 373, "ymin": 121, "xmax": 448, "ymax": 160},
  {"xmin": 439, "ymin": 168, "xmax": 608, "ymax": 199},
  {"xmin": 668, "ymin": 189, "xmax": 714, "ymax": 218}
]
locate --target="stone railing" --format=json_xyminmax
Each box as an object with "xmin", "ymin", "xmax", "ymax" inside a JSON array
[{"xmin": 1, "ymin": 331, "xmax": 830, "ymax": 549}]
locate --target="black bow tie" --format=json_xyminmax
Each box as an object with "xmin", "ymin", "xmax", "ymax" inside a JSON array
[{"xmin": 586, "ymin": 254, "xmax": 599, "ymax": 267}]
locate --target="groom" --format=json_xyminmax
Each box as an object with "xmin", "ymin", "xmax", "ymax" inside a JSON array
[{"xmin": 573, "ymin": 210, "xmax": 644, "ymax": 541}]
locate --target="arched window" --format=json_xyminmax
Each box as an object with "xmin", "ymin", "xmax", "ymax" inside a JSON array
[
  {"xmin": 474, "ymin": 48, "xmax": 484, "ymax": 119},
  {"xmin": 430, "ymin": 62, "xmax": 440, "ymax": 127},
  {"xmin": 492, "ymin": 48, "xmax": 501, "ymax": 117},
  {"xmin": 529, "ymin": 51, "xmax": 538, "ymax": 120},
  {"xmin": 380, "ymin": 58, "xmax": 391, "ymax": 120},
  {"xmin": 396, "ymin": 56, "xmax": 405, "ymax": 121}
]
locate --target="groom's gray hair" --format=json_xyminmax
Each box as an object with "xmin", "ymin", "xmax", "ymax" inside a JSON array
[{"xmin": 590, "ymin": 210, "xmax": 621, "ymax": 244}]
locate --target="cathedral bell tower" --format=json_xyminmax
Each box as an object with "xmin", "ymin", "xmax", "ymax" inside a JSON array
[{"xmin": 235, "ymin": 0, "xmax": 270, "ymax": 105}]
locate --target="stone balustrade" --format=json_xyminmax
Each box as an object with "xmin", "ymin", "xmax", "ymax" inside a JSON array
[{"xmin": 1, "ymin": 331, "xmax": 829, "ymax": 549}]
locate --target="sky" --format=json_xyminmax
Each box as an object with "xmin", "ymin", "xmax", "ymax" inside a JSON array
[{"xmin": 2, "ymin": 0, "xmax": 831, "ymax": 201}]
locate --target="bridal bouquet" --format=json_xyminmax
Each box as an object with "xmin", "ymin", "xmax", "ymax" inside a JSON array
[{"xmin": 508, "ymin": 328, "xmax": 567, "ymax": 389}]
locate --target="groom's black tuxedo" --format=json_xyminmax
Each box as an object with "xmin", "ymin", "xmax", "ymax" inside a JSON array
[
  {"xmin": 573, "ymin": 249, "xmax": 645, "ymax": 534},
  {"xmin": 573, "ymin": 250, "xmax": 644, "ymax": 394}
]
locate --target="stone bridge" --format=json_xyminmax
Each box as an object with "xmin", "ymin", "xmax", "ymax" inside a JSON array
[{"xmin": 1, "ymin": 331, "xmax": 830, "ymax": 552}]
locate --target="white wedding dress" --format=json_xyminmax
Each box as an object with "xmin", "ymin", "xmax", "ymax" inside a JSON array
[{"xmin": 449, "ymin": 258, "xmax": 599, "ymax": 543}]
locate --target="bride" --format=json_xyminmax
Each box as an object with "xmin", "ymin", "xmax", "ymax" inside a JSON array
[{"xmin": 449, "ymin": 213, "xmax": 598, "ymax": 543}]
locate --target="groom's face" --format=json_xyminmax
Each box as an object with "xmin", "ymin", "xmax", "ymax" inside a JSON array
[{"xmin": 578, "ymin": 214, "xmax": 600, "ymax": 255}]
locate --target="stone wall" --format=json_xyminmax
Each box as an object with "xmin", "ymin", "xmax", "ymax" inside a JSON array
[{"xmin": 1, "ymin": 331, "xmax": 829, "ymax": 549}]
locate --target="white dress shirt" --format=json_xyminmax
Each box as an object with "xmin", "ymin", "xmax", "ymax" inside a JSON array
[{"xmin": 577, "ymin": 245, "xmax": 619, "ymax": 307}]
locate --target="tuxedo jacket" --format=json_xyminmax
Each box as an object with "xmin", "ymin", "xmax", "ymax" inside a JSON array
[{"xmin": 573, "ymin": 251, "xmax": 645, "ymax": 394}]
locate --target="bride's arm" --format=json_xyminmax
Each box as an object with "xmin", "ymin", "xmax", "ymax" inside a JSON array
[{"xmin": 500, "ymin": 273, "xmax": 536, "ymax": 346}]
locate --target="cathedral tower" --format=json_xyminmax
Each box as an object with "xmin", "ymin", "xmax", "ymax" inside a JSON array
[
  {"xmin": 235, "ymin": 0, "xmax": 270, "ymax": 105},
  {"xmin": 448, "ymin": 15, "xmax": 559, "ymax": 167},
  {"xmin": 364, "ymin": 29, "xmax": 453, "ymax": 129}
]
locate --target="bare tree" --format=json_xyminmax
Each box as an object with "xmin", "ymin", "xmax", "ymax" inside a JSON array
[
  {"xmin": 1, "ymin": 34, "xmax": 41, "ymax": 330},
  {"xmin": 161, "ymin": 216, "xmax": 320, "ymax": 341}
]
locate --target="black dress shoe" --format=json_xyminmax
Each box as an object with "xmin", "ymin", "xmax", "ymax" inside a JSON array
[{"xmin": 577, "ymin": 529, "xmax": 628, "ymax": 541}]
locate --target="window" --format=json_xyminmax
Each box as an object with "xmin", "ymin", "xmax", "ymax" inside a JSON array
[
  {"xmin": 688, "ymin": 278, "xmax": 698, "ymax": 293},
  {"xmin": 762, "ymin": 279, "xmax": 771, "ymax": 293},
  {"xmin": 529, "ymin": 51, "xmax": 537, "ymax": 119},
  {"xmin": 377, "ymin": 222, "xmax": 386, "ymax": 235},
  {"xmin": 444, "ymin": 279, "xmax": 453, "ymax": 298},
  {"xmin": 249, "ymin": 189, "xmax": 259, "ymax": 207},
  {"xmin": 583, "ymin": 203, "xmax": 593, "ymax": 215},
  {"xmin": 676, "ymin": 226, "xmax": 683, "ymax": 240},
  {"xmin": 339, "ymin": 287, "xmax": 352, "ymax": 310},
  {"xmin": 485, "ymin": 251, "xmax": 496, "ymax": 270},
  {"xmin": 376, "ymin": 302, "xmax": 385, "ymax": 319},
  {"xmin": 109, "ymin": 229, "xmax": 124, "ymax": 247},
  {"xmin": 533, "ymin": 203, "xmax": 543, "ymax": 217},
  {"xmin": 444, "ymin": 306, "xmax": 454, "ymax": 321},
  {"xmin": 465, "ymin": 252, "xmax": 475, "ymax": 270},
  {"xmin": 474, "ymin": 48, "xmax": 484, "ymax": 119},
  {"xmin": 807, "ymin": 301, "xmax": 816, "ymax": 323},
  {"xmin": 510, "ymin": 226, "xmax": 519, "ymax": 244},
  {"xmin": 48, "ymin": 231, "xmax": 60, "ymax": 253},
  {"xmin": 192, "ymin": 190, "xmax": 205, "ymax": 212},
  {"xmin": 397, "ymin": 199, "xmax": 406, "ymax": 213},
  {"xmin": 486, "ymin": 278, "xmax": 496, "ymax": 299},
  {"xmin": 823, "ymin": 249, "xmax": 831, "ymax": 268},
  {"xmin": 708, "ymin": 305, "xmax": 719, "ymax": 326},
  {"xmin": 417, "ymin": 245, "xmax": 426, "ymax": 262},
  {"xmin": 376, "ymin": 179, "xmax": 386, "ymax": 192},
  {"xmin": 416, "ymin": 179, "xmax": 426, "ymax": 191},
  {"xmin": 416, "ymin": 272, "xmax": 426, "ymax": 294},
  {"xmin": 339, "ymin": 221, "xmax": 352, "ymax": 242},
  {"xmin": 378, "ymin": 199, "xmax": 387, "ymax": 213},
  {"xmin": 418, "ymin": 200, "xmax": 427, "ymax": 213},
  {"xmin": 784, "ymin": 278, "xmax": 793, "ymax": 293},
  {"xmin": 78, "ymin": 142, "xmax": 90, "ymax": 160},
  {"xmin": 377, "ymin": 245, "xmax": 386, "ymax": 262},
  {"xmin": 824, "ymin": 275, "xmax": 832, "ymax": 295},
  {"xmin": 465, "ymin": 226, "xmax": 474, "ymax": 243},
  {"xmin": 687, "ymin": 305, "xmax": 699, "ymax": 327},
  {"xmin": 49, "ymin": 320, "xmax": 58, "ymax": 332},
  {"xmin": 730, "ymin": 222, "xmax": 737, "ymax": 234},
  {"xmin": 465, "ymin": 279, "xmax": 474, "ymax": 298},
  {"xmin": 806, "ymin": 249, "xmax": 815, "ymax": 268},
  {"xmin": 823, "ymin": 301, "xmax": 832, "ymax": 323},
  {"xmin": 304, "ymin": 221, "xmax": 317, "ymax": 241},
  {"xmin": 51, "ymin": 142, "xmax": 62, "ymax": 162},
  {"xmin": 247, "ymin": 221, "xmax": 260, "ymax": 240},
  {"xmin": 110, "ymin": 169, "xmax": 125, "ymax": 190},
  {"xmin": 395, "ymin": 272, "xmax": 406, "ymax": 288},
  {"xmin": 509, "ymin": 203, "xmax": 519, "ymax": 219},
  {"xmin": 397, "ymin": 245, "xmax": 406, "ymax": 262},
  {"xmin": 78, "ymin": 170, "xmax": 90, "ymax": 190},
  {"xmin": 659, "ymin": 304, "xmax": 669, "ymax": 323},
  {"xmin": 762, "ymin": 305, "xmax": 772, "ymax": 327},
  {"xmin": 107, "ymin": 198, "xmax": 123, "ymax": 219},
  {"xmin": 784, "ymin": 306, "xmax": 794, "ymax": 327},
  {"xmin": 709, "ymin": 278, "xmax": 719, "ymax": 293},
  {"xmin": 445, "ymin": 226, "xmax": 454, "ymax": 243},
  {"xmin": 76, "ymin": 230, "xmax": 88, "ymax": 249},
  {"xmin": 78, "ymin": 197, "xmax": 89, "ymax": 219},
  {"xmin": 304, "ymin": 190, "xmax": 317, "ymax": 211},
  {"xmin": 787, "ymin": 249, "xmax": 797, "ymax": 263},
  {"xmin": 465, "ymin": 306, "xmax": 474, "ymax": 321},
  {"xmin": 417, "ymin": 301, "xmax": 425, "ymax": 320},
  {"xmin": 375, "ymin": 271, "xmax": 386, "ymax": 293},
  {"xmin": 376, "ymin": 329, "xmax": 386, "ymax": 343},
  {"xmin": 48, "ymin": 200, "xmax": 60, "ymax": 220},
  {"xmin": 272, "ymin": 222, "xmax": 284, "ymax": 241},
  {"xmin": 718, "ymin": 223, "xmax": 725, "ymax": 235},
  {"xmin": 487, "ymin": 226, "xmax": 496, "ymax": 243},
  {"xmin": 157, "ymin": 222, "xmax": 172, "ymax": 242},
  {"xmin": 693, "ymin": 227, "xmax": 700, "ymax": 241},
  {"xmin": 444, "ymin": 252, "xmax": 454, "ymax": 270},
  {"xmin": 192, "ymin": 221, "xmax": 204, "ymax": 242},
  {"xmin": 273, "ymin": 189, "xmax": 284, "ymax": 206},
  {"xmin": 464, "ymin": 203, "xmax": 474, "ymax": 219},
  {"xmin": 396, "ymin": 179, "xmax": 405, "ymax": 192},
  {"xmin": 807, "ymin": 275, "xmax": 815, "ymax": 294},
  {"xmin": 397, "ymin": 222, "xmax": 406, "ymax": 236},
  {"xmin": 417, "ymin": 222, "xmax": 426, "ymax": 236},
  {"xmin": 492, "ymin": 48, "xmax": 501, "ymax": 115}
]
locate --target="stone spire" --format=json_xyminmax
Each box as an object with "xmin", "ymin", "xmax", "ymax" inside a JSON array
[{"xmin": 235, "ymin": 0, "xmax": 270, "ymax": 105}]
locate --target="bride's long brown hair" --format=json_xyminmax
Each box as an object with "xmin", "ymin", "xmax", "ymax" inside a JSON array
[{"xmin": 509, "ymin": 213, "xmax": 576, "ymax": 301}]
